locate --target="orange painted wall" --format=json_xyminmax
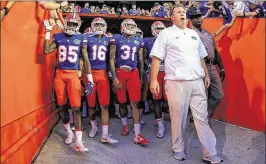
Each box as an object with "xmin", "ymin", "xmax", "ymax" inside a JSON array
[
  {"xmin": 1, "ymin": 2, "xmax": 59, "ymax": 164},
  {"xmin": 0, "ymin": 2, "xmax": 265, "ymax": 164},
  {"xmin": 202, "ymin": 18, "xmax": 265, "ymax": 132}
]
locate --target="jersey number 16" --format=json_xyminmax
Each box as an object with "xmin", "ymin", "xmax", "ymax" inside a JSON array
[{"xmin": 92, "ymin": 45, "xmax": 107, "ymax": 61}]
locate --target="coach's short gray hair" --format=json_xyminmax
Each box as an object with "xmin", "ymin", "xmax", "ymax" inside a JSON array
[{"xmin": 170, "ymin": 4, "xmax": 185, "ymax": 16}]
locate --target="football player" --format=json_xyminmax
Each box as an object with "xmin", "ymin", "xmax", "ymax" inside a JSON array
[
  {"xmin": 109, "ymin": 19, "xmax": 149, "ymax": 146},
  {"xmin": 135, "ymin": 27, "xmax": 143, "ymax": 39},
  {"xmin": 43, "ymin": 13, "xmax": 93, "ymax": 152},
  {"xmin": 83, "ymin": 17, "xmax": 118, "ymax": 144},
  {"xmin": 143, "ymin": 21, "xmax": 166, "ymax": 138}
]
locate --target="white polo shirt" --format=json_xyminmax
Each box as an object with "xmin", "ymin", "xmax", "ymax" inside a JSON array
[{"xmin": 149, "ymin": 25, "xmax": 208, "ymax": 81}]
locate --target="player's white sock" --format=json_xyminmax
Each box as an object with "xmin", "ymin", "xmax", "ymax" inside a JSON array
[
  {"xmin": 69, "ymin": 110, "xmax": 74, "ymax": 124},
  {"xmin": 157, "ymin": 118, "xmax": 164, "ymax": 127},
  {"xmin": 75, "ymin": 130, "xmax": 83, "ymax": 143},
  {"xmin": 121, "ymin": 117, "xmax": 127, "ymax": 126},
  {"xmin": 134, "ymin": 124, "xmax": 141, "ymax": 137},
  {"xmin": 90, "ymin": 120, "xmax": 97, "ymax": 128},
  {"xmin": 64, "ymin": 123, "xmax": 73, "ymax": 134},
  {"xmin": 102, "ymin": 124, "xmax": 109, "ymax": 138}
]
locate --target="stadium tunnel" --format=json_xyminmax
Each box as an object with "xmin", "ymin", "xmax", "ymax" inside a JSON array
[{"xmin": 0, "ymin": 2, "xmax": 265, "ymax": 164}]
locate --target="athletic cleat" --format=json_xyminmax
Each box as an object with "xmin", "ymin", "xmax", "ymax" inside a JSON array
[
  {"xmin": 89, "ymin": 126, "xmax": 98, "ymax": 138},
  {"xmin": 157, "ymin": 124, "xmax": 165, "ymax": 138},
  {"xmin": 75, "ymin": 141, "xmax": 89, "ymax": 153},
  {"xmin": 203, "ymin": 155, "xmax": 223, "ymax": 164},
  {"xmin": 101, "ymin": 134, "xmax": 118, "ymax": 144},
  {"xmin": 134, "ymin": 134, "xmax": 149, "ymax": 146},
  {"xmin": 174, "ymin": 151, "xmax": 187, "ymax": 161},
  {"xmin": 122, "ymin": 125, "xmax": 129, "ymax": 136},
  {"xmin": 64, "ymin": 132, "xmax": 74, "ymax": 145}
]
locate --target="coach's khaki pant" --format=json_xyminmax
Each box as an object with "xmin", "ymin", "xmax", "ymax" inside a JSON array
[{"xmin": 165, "ymin": 79, "xmax": 217, "ymax": 157}]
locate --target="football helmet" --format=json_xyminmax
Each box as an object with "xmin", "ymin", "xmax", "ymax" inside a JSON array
[
  {"xmin": 91, "ymin": 17, "xmax": 107, "ymax": 35},
  {"xmin": 135, "ymin": 28, "xmax": 143, "ymax": 38},
  {"xmin": 64, "ymin": 13, "xmax": 82, "ymax": 35},
  {"xmin": 151, "ymin": 21, "xmax": 166, "ymax": 37},
  {"xmin": 84, "ymin": 27, "xmax": 93, "ymax": 35},
  {"xmin": 121, "ymin": 19, "xmax": 137, "ymax": 35},
  {"xmin": 105, "ymin": 32, "xmax": 113, "ymax": 38}
]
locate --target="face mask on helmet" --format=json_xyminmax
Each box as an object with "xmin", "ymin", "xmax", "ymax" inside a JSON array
[
  {"xmin": 121, "ymin": 20, "xmax": 136, "ymax": 35},
  {"xmin": 135, "ymin": 28, "xmax": 143, "ymax": 38},
  {"xmin": 64, "ymin": 22, "xmax": 79, "ymax": 35},
  {"xmin": 91, "ymin": 17, "xmax": 107, "ymax": 35},
  {"xmin": 93, "ymin": 23, "xmax": 106, "ymax": 35},
  {"xmin": 64, "ymin": 13, "xmax": 81, "ymax": 35}
]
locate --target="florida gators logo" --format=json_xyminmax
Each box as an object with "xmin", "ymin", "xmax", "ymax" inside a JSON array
[
  {"xmin": 74, "ymin": 39, "xmax": 81, "ymax": 44},
  {"xmin": 134, "ymin": 40, "xmax": 140, "ymax": 45}
]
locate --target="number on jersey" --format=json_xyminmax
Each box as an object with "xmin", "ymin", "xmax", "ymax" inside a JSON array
[
  {"xmin": 92, "ymin": 45, "xmax": 107, "ymax": 61},
  {"xmin": 58, "ymin": 45, "xmax": 79, "ymax": 63},
  {"xmin": 120, "ymin": 45, "xmax": 137, "ymax": 61}
]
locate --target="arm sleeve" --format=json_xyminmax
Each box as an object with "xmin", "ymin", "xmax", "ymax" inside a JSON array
[
  {"xmin": 149, "ymin": 30, "xmax": 167, "ymax": 60},
  {"xmin": 82, "ymin": 36, "xmax": 88, "ymax": 46},
  {"xmin": 110, "ymin": 35, "xmax": 117, "ymax": 45}
]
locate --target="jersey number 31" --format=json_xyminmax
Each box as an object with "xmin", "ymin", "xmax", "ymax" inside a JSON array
[{"xmin": 121, "ymin": 45, "xmax": 137, "ymax": 61}]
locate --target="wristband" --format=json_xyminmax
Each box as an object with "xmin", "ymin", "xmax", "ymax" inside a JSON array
[
  {"xmin": 45, "ymin": 32, "xmax": 51, "ymax": 40},
  {"xmin": 87, "ymin": 74, "xmax": 93, "ymax": 83},
  {"xmin": 221, "ymin": 69, "xmax": 225, "ymax": 71}
]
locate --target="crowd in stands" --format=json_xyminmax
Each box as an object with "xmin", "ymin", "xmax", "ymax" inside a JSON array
[
  {"xmin": 1, "ymin": 1, "xmax": 266, "ymax": 25},
  {"xmin": 62, "ymin": 1, "xmax": 266, "ymax": 19},
  {"xmin": 59, "ymin": 1, "xmax": 266, "ymax": 37}
]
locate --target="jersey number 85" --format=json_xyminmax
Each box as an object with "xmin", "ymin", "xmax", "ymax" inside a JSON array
[{"xmin": 58, "ymin": 45, "xmax": 79, "ymax": 63}]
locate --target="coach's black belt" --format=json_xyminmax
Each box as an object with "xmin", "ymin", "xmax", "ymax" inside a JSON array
[{"xmin": 205, "ymin": 58, "xmax": 214, "ymax": 64}]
